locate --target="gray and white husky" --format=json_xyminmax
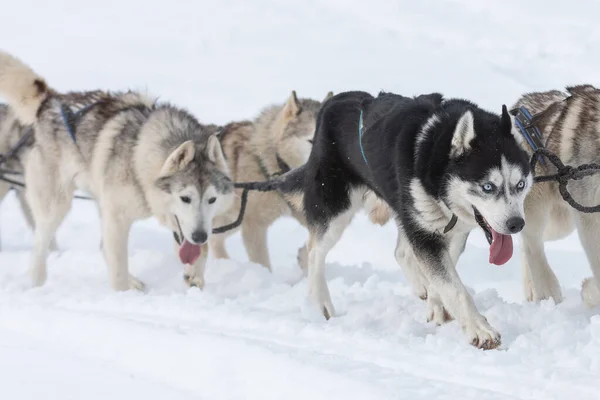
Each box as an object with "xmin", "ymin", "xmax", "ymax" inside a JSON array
[
  {"xmin": 514, "ymin": 85, "xmax": 600, "ymax": 308},
  {"xmin": 241, "ymin": 91, "xmax": 532, "ymax": 348},
  {"xmin": 0, "ymin": 50, "xmax": 234, "ymax": 290}
]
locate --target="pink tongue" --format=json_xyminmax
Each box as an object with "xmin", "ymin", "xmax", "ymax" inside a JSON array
[
  {"xmin": 489, "ymin": 228, "xmax": 513, "ymax": 265},
  {"xmin": 178, "ymin": 240, "xmax": 201, "ymax": 265}
]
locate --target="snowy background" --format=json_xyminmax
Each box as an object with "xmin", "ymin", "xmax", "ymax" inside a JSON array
[{"xmin": 2, "ymin": 0, "xmax": 600, "ymax": 399}]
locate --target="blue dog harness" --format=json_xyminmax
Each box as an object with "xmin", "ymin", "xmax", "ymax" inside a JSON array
[{"xmin": 511, "ymin": 106, "xmax": 546, "ymax": 166}]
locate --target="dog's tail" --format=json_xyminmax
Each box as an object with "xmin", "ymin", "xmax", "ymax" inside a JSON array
[
  {"xmin": 235, "ymin": 164, "xmax": 306, "ymax": 193},
  {"xmin": 0, "ymin": 50, "xmax": 51, "ymax": 125}
]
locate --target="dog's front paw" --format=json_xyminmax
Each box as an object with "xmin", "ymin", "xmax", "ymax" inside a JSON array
[
  {"xmin": 582, "ymin": 277, "xmax": 600, "ymax": 308},
  {"xmin": 464, "ymin": 316, "xmax": 501, "ymax": 350},
  {"xmin": 297, "ymin": 244, "xmax": 308, "ymax": 272},
  {"xmin": 426, "ymin": 294, "xmax": 453, "ymax": 325},
  {"xmin": 129, "ymin": 275, "xmax": 146, "ymax": 292},
  {"xmin": 184, "ymin": 274, "xmax": 205, "ymax": 290}
]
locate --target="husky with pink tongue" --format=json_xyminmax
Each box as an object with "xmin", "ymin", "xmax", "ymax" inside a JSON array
[
  {"xmin": 156, "ymin": 134, "xmax": 235, "ymax": 290},
  {"xmin": 241, "ymin": 91, "xmax": 533, "ymax": 349},
  {"xmin": 0, "ymin": 50, "xmax": 234, "ymax": 292}
]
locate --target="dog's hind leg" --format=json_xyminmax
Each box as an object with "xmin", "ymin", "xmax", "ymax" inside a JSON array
[
  {"xmin": 575, "ymin": 213, "xmax": 600, "ymax": 308},
  {"xmin": 24, "ymin": 151, "xmax": 73, "ymax": 287},
  {"xmin": 242, "ymin": 222, "xmax": 271, "ymax": 270},
  {"xmin": 307, "ymin": 204, "xmax": 357, "ymax": 320}
]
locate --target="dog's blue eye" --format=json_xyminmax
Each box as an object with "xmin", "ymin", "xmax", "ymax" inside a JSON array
[
  {"xmin": 482, "ymin": 183, "xmax": 495, "ymax": 193},
  {"xmin": 516, "ymin": 180, "xmax": 525, "ymax": 190},
  {"xmin": 180, "ymin": 196, "xmax": 191, "ymax": 204},
  {"xmin": 208, "ymin": 197, "xmax": 216, "ymax": 204}
]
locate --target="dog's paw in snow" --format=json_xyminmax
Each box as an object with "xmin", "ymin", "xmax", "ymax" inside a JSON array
[
  {"xmin": 582, "ymin": 277, "xmax": 600, "ymax": 308},
  {"xmin": 129, "ymin": 275, "xmax": 146, "ymax": 292},
  {"xmin": 426, "ymin": 294, "xmax": 453, "ymax": 325},
  {"xmin": 29, "ymin": 266, "xmax": 47, "ymax": 288},
  {"xmin": 184, "ymin": 274, "xmax": 205, "ymax": 290},
  {"xmin": 308, "ymin": 280, "xmax": 335, "ymax": 320},
  {"xmin": 523, "ymin": 265, "xmax": 563, "ymax": 304},
  {"xmin": 464, "ymin": 316, "xmax": 501, "ymax": 350}
]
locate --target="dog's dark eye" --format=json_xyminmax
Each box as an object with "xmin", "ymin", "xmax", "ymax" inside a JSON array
[
  {"xmin": 180, "ymin": 196, "xmax": 191, "ymax": 204},
  {"xmin": 482, "ymin": 183, "xmax": 496, "ymax": 193},
  {"xmin": 516, "ymin": 180, "xmax": 525, "ymax": 190},
  {"xmin": 308, "ymin": 139, "xmax": 313, "ymax": 145},
  {"xmin": 208, "ymin": 197, "xmax": 216, "ymax": 204}
]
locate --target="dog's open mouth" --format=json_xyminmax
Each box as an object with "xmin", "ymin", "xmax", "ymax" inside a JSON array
[{"xmin": 473, "ymin": 207, "xmax": 513, "ymax": 266}]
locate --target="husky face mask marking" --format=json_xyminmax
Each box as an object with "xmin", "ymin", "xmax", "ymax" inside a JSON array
[
  {"xmin": 156, "ymin": 138, "xmax": 234, "ymax": 265},
  {"xmin": 447, "ymin": 105, "xmax": 532, "ymax": 265}
]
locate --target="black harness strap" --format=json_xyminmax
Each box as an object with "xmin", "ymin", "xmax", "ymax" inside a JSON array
[
  {"xmin": 510, "ymin": 105, "xmax": 600, "ymax": 213},
  {"xmin": 212, "ymin": 188, "xmax": 250, "ymax": 234},
  {"xmin": 531, "ymin": 148, "xmax": 600, "ymax": 213}
]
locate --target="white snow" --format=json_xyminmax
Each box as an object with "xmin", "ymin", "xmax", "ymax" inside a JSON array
[{"xmin": 2, "ymin": 0, "xmax": 600, "ymax": 398}]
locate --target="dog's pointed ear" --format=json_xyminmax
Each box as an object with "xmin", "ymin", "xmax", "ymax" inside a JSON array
[
  {"xmin": 500, "ymin": 104, "xmax": 511, "ymax": 133},
  {"xmin": 207, "ymin": 134, "xmax": 228, "ymax": 170},
  {"xmin": 159, "ymin": 140, "xmax": 196, "ymax": 177},
  {"xmin": 450, "ymin": 110, "xmax": 475, "ymax": 157},
  {"xmin": 501, "ymin": 104, "xmax": 524, "ymax": 144},
  {"xmin": 283, "ymin": 90, "xmax": 302, "ymax": 118},
  {"xmin": 323, "ymin": 91, "xmax": 334, "ymax": 103}
]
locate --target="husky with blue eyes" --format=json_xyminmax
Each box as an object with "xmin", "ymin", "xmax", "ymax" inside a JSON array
[{"xmin": 239, "ymin": 91, "xmax": 532, "ymax": 349}]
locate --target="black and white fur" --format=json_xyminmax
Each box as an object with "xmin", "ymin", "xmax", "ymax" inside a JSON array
[{"xmin": 248, "ymin": 91, "xmax": 532, "ymax": 348}]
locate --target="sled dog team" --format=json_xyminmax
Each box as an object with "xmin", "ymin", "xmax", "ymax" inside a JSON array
[{"xmin": 0, "ymin": 50, "xmax": 599, "ymax": 349}]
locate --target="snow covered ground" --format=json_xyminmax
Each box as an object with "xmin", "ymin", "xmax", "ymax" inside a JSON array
[{"xmin": 1, "ymin": 0, "xmax": 600, "ymax": 398}]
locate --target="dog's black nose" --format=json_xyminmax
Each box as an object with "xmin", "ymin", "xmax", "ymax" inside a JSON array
[
  {"xmin": 506, "ymin": 217, "xmax": 525, "ymax": 233},
  {"xmin": 192, "ymin": 230, "xmax": 208, "ymax": 244}
]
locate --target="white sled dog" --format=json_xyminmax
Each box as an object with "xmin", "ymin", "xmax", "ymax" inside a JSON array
[
  {"xmin": 514, "ymin": 85, "xmax": 600, "ymax": 307},
  {"xmin": 0, "ymin": 50, "xmax": 234, "ymax": 290}
]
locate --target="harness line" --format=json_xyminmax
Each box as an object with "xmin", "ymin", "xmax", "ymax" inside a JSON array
[{"xmin": 4, "ymin": 102, "xmax": 600, "ymax": 240}]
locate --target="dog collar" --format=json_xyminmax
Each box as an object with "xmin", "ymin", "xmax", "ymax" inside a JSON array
[
  {"xmin": 443, "ymin": 214, "xmax": 458, "ymax": 234},
  {"xmin": 510, "ymin": 106, "xmax": 546, "ymax": 166}
]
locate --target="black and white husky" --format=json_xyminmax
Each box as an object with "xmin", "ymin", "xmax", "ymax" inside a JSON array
[{"xmin": 243, "ymin": 91, "xmax": 532, "ymax": 348}]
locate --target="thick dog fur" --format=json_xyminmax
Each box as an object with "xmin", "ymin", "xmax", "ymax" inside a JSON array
[
  {"xmin": 208, "ymin": 91, "xmax": 330, "ymax": 272},
  {"xmin": 0, "ymin": 104, "xmax": 45, "ymax": 248},
  {"xmin": 514, "ymin": 84, "xmax": 600, "ymax": 308},
  {"xmin": 180, "ymin": 91, "xmax": 392, "ymax": 287},
  {"xmin": 0, "ymin": 50, "xmax": 234, "ymax": 290},
  {"xmin": 249, "ymin": 91, "xmax": 532, "ymax": 348}
]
